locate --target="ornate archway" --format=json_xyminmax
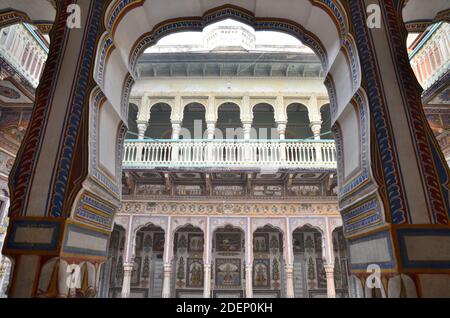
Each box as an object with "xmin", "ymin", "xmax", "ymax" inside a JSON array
[{"xmin": 1, "ymin": 0, "xmax": 449, "ymax": 298}]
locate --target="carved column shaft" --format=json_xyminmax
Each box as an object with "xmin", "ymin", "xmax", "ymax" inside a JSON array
[
  {"xmin": 285, "ymin": 264, "xmax": 295, "ymax": 298},
  {"xmin": 162, "ymin": 263, "xmax": 172, "ymax": 298},
  {"xmin": 203, "ymin": 263, "xmax": 211, "ymax": 298},
  {"xmin": 245, "ymin": 264, "xmax": 253, "ymax": 298},
  {"xmin": 121, "ymin": 263, "xmax": 134, "ymax": 298},
  {"xmin": 324, "ymin": 264, "xmax": 336, "ymax": 299}
]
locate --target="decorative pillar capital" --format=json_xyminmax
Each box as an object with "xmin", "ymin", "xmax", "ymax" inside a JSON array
[
  {"xmin": 285, "ymin": 264, "xmax": 294, "ymax": 273},
  {"xmin": 285, "ymin": 264, "xmax": 295, "ymax": 298},
  {"xmin": 206, "ymin": 121, "xmax": 216, "ymax": 140},
  {"xmin": 310, "ymin": 120, "xmax": 322, "ymax": 140},
  {"xmin": 324, "ymin": 264, "xmax": 334, "ymax": 274},
  {"xmin": 203, "ymin": 263, "xmax": 212, "ymax": 298},
  {"xmin": 323, "ymin": 263, "xmax": 336, "ymax": 298},
  {"xmin": 162, "ymin": 263, "xmax": 172, "ymax": 298},
  {"xmin": 171, "ymin": 121, "xmax": 181, "ymax": 139},
  {"xmin": 276, "ymin": 122, "xmax": 287, "ymax": 140},
  {"xmin": 243, "ymin": 122, "xmax": 252, "ymax": 140},
  {"xmin": 136, "ymin": 122, "xmax": 148, "ymax": 139},
  {"xmin": 121, "ymin": 263, "xmax": 134, "ymax": 298},
  {"xmin": 245, "ymin": 263, "xmax": 253, "ymax": 298},
  {"xmin": 123, "ymin": 263, "xmax": 134, "ymax": 270},
  {"xmin": 163, "ymin": 263, "xmax": 172, "ymax": 273}
]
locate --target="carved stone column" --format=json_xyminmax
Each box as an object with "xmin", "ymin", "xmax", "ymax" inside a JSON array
[
  {"xmin": 245, "ymin": 264, "xmax": 253, "ymax": 298},
  {"xmin": 206, "ymin": 122, "xmax": 216, "ymax": 140},
  {"xmin": 161, "ymin": 263, "xmax": 172, "ymax": 298},
  {"xmin": 2, "ymin": 1, "xmax": 116, "ymax": 298},
  {"xmin": 342, "ymin": 1, "xmax": 450, "ymax": 297},
  {"xmin": 285, "ymin": 264, "xmax": 295, "ymax": 298},
  {"xmin": 171, "ymin": 121, "xmax": 181, "ymax": 162},
  {"xmin": 206, "ymin": 121, "xmax": 216, "ymax": 161},
  {"xmin": 137, "ymin": 122, "xmax": 148, "ymax": 140},
  {"xmin": 121, "ymin": 263, "xmax": 134, "ymax": 298},
  {"xmin": 243, "ymin": 122, "xmax": 252, "ymax": 140},
  {"xmin": 245, "ymin": 220, "xmax": 253, "ymax": 298},
  {"xmin": 276, "ymin": 122, "xmax": 287, "ymax": 140},
  {"xmin": 171, "ymin": 122, "xmax": 181, "ymax": 139},
  {"xmin": 324, "ymin": 264, "xmax": 336, "ymax": 299},
  {"xmin": 203, "ymin": 263, "xmax": 211, "ymax": 298},
  {"xmin": 276, "ymin": 121, "xmax": 287, "ymax": 161},
  {"xmin": 310, "ymin": 121, "xmax": 322, "ymax": 140},
  {"xmin": 136, "ymin": 95, "xmax": 150, "ymax": 139}
]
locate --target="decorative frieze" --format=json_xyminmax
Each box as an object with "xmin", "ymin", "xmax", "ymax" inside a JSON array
[{"xmin": 118, "ymin": 201, "xmax": 340, "ymax": 216}]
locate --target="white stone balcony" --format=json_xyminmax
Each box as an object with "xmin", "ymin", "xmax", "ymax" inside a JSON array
[
  {"xmin": 0, "ymin": 24, "xmax": 48, "ymax": 88},
  {"xmin": 123, "ymin": 139, "xmax": 337, "ymax": 170}
]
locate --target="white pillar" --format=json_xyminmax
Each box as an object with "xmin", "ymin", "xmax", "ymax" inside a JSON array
[
  {"xmin": 171, "ymin": 122, "xmax": 181, "ymax": 162},
  {"xmin": 324, "ymin": 264, "xmax": 336, "ymax": 298},
  {"xmin": 206, "ymin": 122, "xmax": 216, "ymax": 140},
  {"xmin": 203, "ymin": 217, "xmax": 211, "ymax": 298},
  {"xmin": 277, "ymin": 122, "xmax": 286, "ymax": 140},
  {"xmin": 245, "ymin": 264, "xmax": 253, "ymax": 298},
  {"xmin": 162, "ymin": 217, "xmax": 173, "ymax": 298},
  {"xmin": 276, "ymin": 122, "xmax": 287, "ymax": 161},
  {"xmin": 3, "ymin": 27, "xmax": 14, "ymax": 48},
  {"xmin": 310, "ymin": 121, "xmax": 322, "ymax": 140},
  {"xmin": 310, "ymin": 119, "xmax": 323, "ymax": 163},
  {"xmin": 121, "ymin": 263, "xmax": 133, "ymax": 298},
  {"xmin": 9, "ymin": 30, "xmax": 19, "ymax": 57},
  {"xmin": 203, "ymin": 263, "xmax": 211, "ymax": 298},
  {"xmin": 171, "ymin": 122, "xmax": 181, "ymax": 139},
  {"xmin": 137, "ymin": 122, "xmax": 148, "ymax": 140},
  {"xmin": 26, "ymin": 49, "xmax": 35, "ymax": 73},
  {"xmin": 285, "ymin": 264, "xmax": 295, "ymax": 298},
  {"xmin": 162, "ymin": 263, "xmax": 172, "ymax": 298},
  {"xmin": 243, "ymin": 122, "xmax": 252, "ymax": 140},
  {"xmin": 245, "ymin": 220, "xmax": 253, "ymax": 298}
]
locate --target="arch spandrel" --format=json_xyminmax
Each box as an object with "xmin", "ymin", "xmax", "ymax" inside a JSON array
[
  {"xmin": 96, "ymin": 1, "xmax": 360, "ymax": 118},
  {"xmin": 209, "ymin": 217, "xmax": 248, "ymax": 235},
  {"xmin": 402, "ymin": 0, "xmax": 450, "ymax": 32},
  {"xmin": 171, "ymin": 217, "xmax": 206, "ymax": 235},
  {"xmin": 131, "ymin": 215, "xmax": 169, "ymax": 235},
  {"xmin": 0, "ymin": 0, "xmax": 56, "ymax": 29},
  {"xmin": 289, "ymin": 218, "xmax": 326, "ymax": 236}
]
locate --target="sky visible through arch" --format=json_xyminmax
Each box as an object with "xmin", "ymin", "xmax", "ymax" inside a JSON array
[{"xmin": 145, "ymin": 18, "xmax": 315, "ymax": 54}]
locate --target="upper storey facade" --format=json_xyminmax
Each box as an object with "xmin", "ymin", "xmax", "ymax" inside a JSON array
[{"xmin": 409, "ymin": 22, "xmax": 450, "ymax": 166}]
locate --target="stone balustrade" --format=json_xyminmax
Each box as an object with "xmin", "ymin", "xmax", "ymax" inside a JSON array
[
  {"xmin": 0, "ymin": 24, "xmax": 48, "ymax": 88},
  {"xmin": 123, "ymin": 139, "xmax": 337, "ymax": 170}
]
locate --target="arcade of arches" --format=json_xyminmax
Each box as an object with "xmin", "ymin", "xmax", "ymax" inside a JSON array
[{"xmin": 0, "ymin": 0, "xmax": 449, "ymax": 298}]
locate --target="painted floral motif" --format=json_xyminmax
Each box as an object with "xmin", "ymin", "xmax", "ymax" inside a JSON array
[{"xmin": 0, "ymin": 85, "xmax": 20, "ymax": 99}]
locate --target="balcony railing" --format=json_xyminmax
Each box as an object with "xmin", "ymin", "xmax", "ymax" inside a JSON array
[{"xmin": 123, "ymin": 139, "xmax": 337, "ymax": 170}]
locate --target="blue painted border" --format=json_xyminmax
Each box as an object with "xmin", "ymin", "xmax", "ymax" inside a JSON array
[
  {"xmin": 5, "ymin": 220, "xmax": 61, "ymax": 251},
  {"xmin": 397, "ymin": 228, "xmax": 450, "ymax": 269},
  {"xmin": 63, "ymin": 224, "xmax": 109, "ymax": 257},
  {"xmin": 347, "ymin": 229, "xmax": 395, "ymax": 270}
]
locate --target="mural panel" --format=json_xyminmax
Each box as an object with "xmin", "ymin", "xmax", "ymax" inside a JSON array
[
  {"xmin": 152, "ymin": 233, "xmax": 165, "ymax": 252},
  {"xmin": 253, "ymin": 259, "xmax": 270, "ymax": 288},
  {"xmin": 186, "ymin": 258, "xmax": 204, "ymax": 288},
  {"xmin": 215, "ymin": 258, "xmax": 241, "ymax": 288},
  {"xmin": 215, "ymin": 233, "xmax": 241, "ymax": 252},
  {"xmin": 188, "ymin": 234, "xmax": 204, "ymax": 253}
]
